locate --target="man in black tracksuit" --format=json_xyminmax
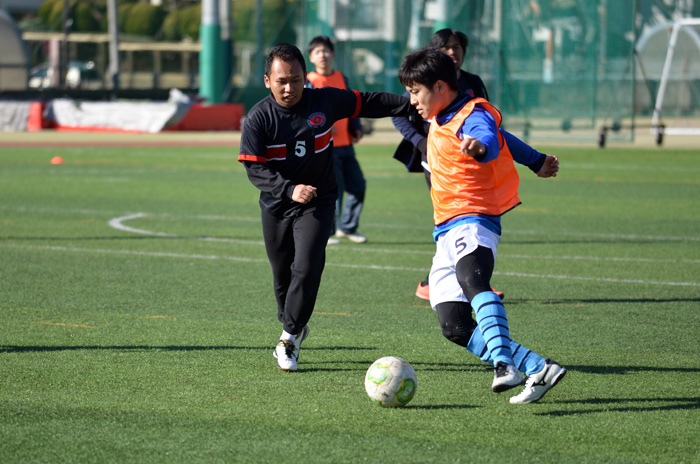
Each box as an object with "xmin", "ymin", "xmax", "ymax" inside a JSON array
[{"xmin": 238, "ymin": 43, "xmax": 410, "ymax": 371}]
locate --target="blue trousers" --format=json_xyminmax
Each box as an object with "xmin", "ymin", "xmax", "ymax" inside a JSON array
[{"xmin": 333, "ymin": 145, "xmax": 366, "ymax": 234}]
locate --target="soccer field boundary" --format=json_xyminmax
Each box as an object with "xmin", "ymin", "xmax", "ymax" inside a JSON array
[
  {"xmin": 106, "ymin": 211, "xmax": 700, "ymax": 243},
  {"xmin": 4, "ymin": 205, "xmax": 699, "ymax": 242},
  {"xmin": 106, "ymin": 213, "xmax": 700, "ymax": 263},
  {"xmin": 2, "ymin": 242, "xmax": 698, "ymax": 288},
  {"xmin": 3, "ymin": 204, "xmax": 700, "ymax": 259}
]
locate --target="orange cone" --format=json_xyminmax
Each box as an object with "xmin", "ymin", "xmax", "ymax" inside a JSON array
[{"xmin": 50, "ymin": 156, "xmax": 64, "ymax": 165}]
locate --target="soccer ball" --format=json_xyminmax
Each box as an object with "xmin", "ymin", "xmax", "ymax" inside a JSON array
[{"xmin": 364, "ymin": 356, "xmax": 417, "ymax": 408}]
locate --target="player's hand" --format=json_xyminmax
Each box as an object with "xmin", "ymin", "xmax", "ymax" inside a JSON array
[
  {"xmin": 461, "ymin": 137, "xmax": 486, "ymax": 158},
  {"xmin": 292, "ymin": 184, "xmax": 317, "ymax": 204},
  {"xmin": 536, "ymin": 154, "xmax": 559, "ymax": 178},
  {"xmin": 353, "ymin": 130, "xmax": 363, "ymax": 143}
]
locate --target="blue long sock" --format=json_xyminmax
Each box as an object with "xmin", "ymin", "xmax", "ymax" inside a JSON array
[
  {"xmin": 466, "ymin": 328, "xmax": 545, "ymax": 375},
  {"xmin": 470, "ymin": 291, "xmax": 514, "ymax": 366}
]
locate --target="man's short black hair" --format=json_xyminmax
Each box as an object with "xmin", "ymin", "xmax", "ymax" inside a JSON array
[
  {"xmin": 398, "ymin": 47, "xmax": 458, "ymax": 91},
  {"xmin": 308, "ymin": 35, "xmax": 334, "ymax": 55},
  {"xmin": 428, "ymin": 28, "xmax": 469, "ymax": 53},
  {"xmin": 265, "ymin": 43, "xmax": 307, "ymax": 77}
]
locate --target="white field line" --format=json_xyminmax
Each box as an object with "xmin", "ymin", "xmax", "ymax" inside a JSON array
[
  {"xmin": 3, "ymin": 205, "xmax": 700, "ymax": 264},
  {"xmin": 2, "ymin": 207, "xmax": 700, "ymax": 286},
  {"xmin": 5, "ymin": 205, "xmax": 700, "ymax": 242},
  {"xmin": 503, "ymin": 228, "xmax": 700, "ymax": 242},
  {"xmin": 2, "ymin": 242, "xmax": 699, "ymax": 288},
  {"xmin": 107, "ymin": 213, "xmax": 700, "ymax": 264},
  {"xmin": 107, "ymin": 213, "xmax": 265, "ymax": 245},
  {"xmin": 562, "ymin": 163, "xmax": 700, "ymax": 173}
]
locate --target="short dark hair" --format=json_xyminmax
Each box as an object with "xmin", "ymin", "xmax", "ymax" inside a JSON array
[
  {"xmin": 308, "ymin": 35, "xmax": 334, "ymax": 55},
  {"xmin": 398, "ymin": 47, "xmax": 458, "ymax": 91},
  {"xmin": 428, "ymin": 28, "xmax": 469, "ymax": 53},
  {"xmin": 265, "ymin": 43, "xmax": 307, "ymax": 77}
]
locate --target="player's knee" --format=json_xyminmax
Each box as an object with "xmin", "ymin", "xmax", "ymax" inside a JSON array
[
  {"xmin": 456, "ymin": 246, "xmax": 494, "ymax": 301},
  {"xmin": 435, "ymin": 302, "xmax": 477, "ymax": 347}
]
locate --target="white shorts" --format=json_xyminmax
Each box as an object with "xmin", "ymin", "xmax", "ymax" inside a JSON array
[{"xmin": 429, "ymin": 223, "xmax": 501, "ymax": 309}]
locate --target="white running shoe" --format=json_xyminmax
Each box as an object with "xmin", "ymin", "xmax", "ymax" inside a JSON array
[
  {"xmin": 509, "ymin": 359, "xmax": 567, "ymax": 404},
  {"xmin": 273, "ymin": 325, "xmax": 310, "ymax": 360},
  {"xmin": 335, "ymin": 230, "xmax": 367, "ymax": 244},
  {"xmin": 275, "ymin": 340, "xmax": 298, "ymax": 371},
  {"xmin": 293, "ymin": 325, "xmax": 310, "ymax": 360},
  {"xmin": 327, "ymin": 236, "xmax": 340, "ymax": 245},
  {"xmin": 492, "ymin": 361, "xmax": 524, "ymax": 392}
]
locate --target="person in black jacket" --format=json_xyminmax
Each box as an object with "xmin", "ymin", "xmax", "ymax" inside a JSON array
[
  {"xmin": 238, "ymin": 43, "xmax": 410, "ymax": 372},
  {"xmin": 393, "ymin": 29, "xmax": 489, "ymax": 186},
  {"xmin": 392, "ymin": 29, "xmax": 499, "ymax": 302}
]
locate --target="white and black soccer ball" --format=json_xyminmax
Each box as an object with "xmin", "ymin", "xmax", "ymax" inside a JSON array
[{"xmin": 364, "ymin": 356, "xmax": 417, "ymax": 408}]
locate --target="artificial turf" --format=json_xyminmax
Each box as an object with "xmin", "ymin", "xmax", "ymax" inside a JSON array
[{"xmin": 0, "ymin": 140, "xmax": 698, "ymax": 463}]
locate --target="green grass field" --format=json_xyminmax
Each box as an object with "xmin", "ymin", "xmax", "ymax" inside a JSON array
[{"xmin": 0, "ymin": 139, "xmax": 698, "ymax": 463}]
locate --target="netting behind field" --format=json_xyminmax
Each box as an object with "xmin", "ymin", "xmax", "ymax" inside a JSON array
[
  {"xmin": 495, "ymin": 0, "xmax": 636, "ymax": 140},
  {"xmin": 294, "ymin": 0, "xmax": 640, "ymax": 142},
  {"xmin": 20, "ymin": 0, "xmax": 699, "ymax": 143},
  {"xmin": 290, "ymin": 0, "xmax": 699, "ymax": 143}
]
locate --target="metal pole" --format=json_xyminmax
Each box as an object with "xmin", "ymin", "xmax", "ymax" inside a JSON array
[
  {"xmin": 60, "ymin": 0, "xmax": 69, "ymax": 88},
  {"xmin": 106, "ymin": 0, "xmax": 120, "ymax": 93},
  {"xmin": 200, "ymin": 0, "xmax": 224, "ymax": 103},
  {"xmin": 220, "ymin": 0, "xmax": 233, "ymax": 100},
  {"xmin": 384, "ymin": 0, "xmax": 397, "ymax": 93},
  {"xmin": 253, "ymin": 0, "xmax": 263, "ymax": 83}
]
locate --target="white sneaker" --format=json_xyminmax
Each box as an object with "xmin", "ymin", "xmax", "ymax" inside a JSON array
[
  {"xmin": 492, "ymin": 361, "xmax": 524, "ymax": 392},
  {"xmin": 509, "ymin": 359, "xmax": 566, "ymax": 404},
  {"xmin": 273, "ymin": 325, "xmax": 310, "ymax": 360},
  {"xmin": 327, "ymin": 236, "xmax": 340, "ymax": 245},
  {"xmin": 275, "ymin": 340, "xmax": 298, "ymax": 371},
  {"xmin": 293, "ymin": 325, "xmax": 310, "ymax": 360},
  {"xmin": 336, "ymin": 230, "xmax": 367, "ymax": 244}
]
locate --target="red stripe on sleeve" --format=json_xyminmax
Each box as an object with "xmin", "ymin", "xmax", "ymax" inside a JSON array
[
  {"xmin": 351, "ymin": 90, "xmax": 361, "ymax": 118},
  {"xmin": 238, "ymin": 154, "xmax": 267, "ymax": 163}
]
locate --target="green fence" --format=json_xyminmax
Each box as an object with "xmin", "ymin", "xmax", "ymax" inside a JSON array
[
  {"xmin": 283, "ymin": 0, "xmax": 697, "ymax": 142},
  {"xmin": 19, "ymin": 0, "xmax": 700, "ymax": 143}
]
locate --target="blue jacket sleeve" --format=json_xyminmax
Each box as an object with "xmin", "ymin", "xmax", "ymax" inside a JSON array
[
  {"xmin": 459, "ymin": 107, "xmax": 499, "ymax": 163},
  {"xmin": 500, "ymin": 129, "xmax": 547, "ymax": 173}
]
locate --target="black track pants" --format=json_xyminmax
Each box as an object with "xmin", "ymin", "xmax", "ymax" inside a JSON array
[{"xmin": 261, "ymin": 205, "xmax": 334, "ymax": 335}]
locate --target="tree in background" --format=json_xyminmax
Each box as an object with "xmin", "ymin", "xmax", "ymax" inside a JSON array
[
  {"xmin": 232, "ymin": 0, "xmax": 297, "ymax": 46},
  {"xmin": 34, "ymin": 0, "xmax": 296, "ymax": 45},
  {"xmin": 161, "ymin": 5, "xmax": 201, "ymax": 41}
]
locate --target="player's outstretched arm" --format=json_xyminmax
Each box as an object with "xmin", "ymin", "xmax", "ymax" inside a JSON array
[{"xmin": 536, "ymin": 155, "xmax": 559, "ymax": 178}]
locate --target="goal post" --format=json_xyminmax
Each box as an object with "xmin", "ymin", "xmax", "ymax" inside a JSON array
[{"xmin": 651, "ymin": 18, "xmax": 700, "ymax": 143}]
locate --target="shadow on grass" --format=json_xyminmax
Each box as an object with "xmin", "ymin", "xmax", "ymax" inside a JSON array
[
  {"xmin": 565, "ymin": 365, "xmax": 700, "ymax": 374},
  {"xmin": 3, "ymin": 235, "xmax": 254, "ymax": 242},
  {"xmin": 408, "ymin": 404, "xmax": 479, "ymax": 410},
  {"xmin": 536, "ymin": 397, "xmax": 700, "ymax": 416},
  {"xmin": 412, "ymin": 361, "xmax": 490, "ymax": 373},
  {"xmin": 0, "ymin": 345, "xmax": 375, "ymax": 354},
  {"xmin": 506, "ymin": 297, "xmax": 700, "ymax": 306},
  {"xmin": 4, "ymin": 236, "xmax": 164, "ymax": 241}
]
